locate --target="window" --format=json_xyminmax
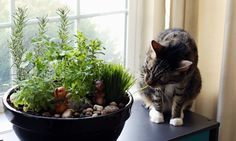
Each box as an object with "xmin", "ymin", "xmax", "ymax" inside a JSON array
[{"xmin": 0, "ymin": 0, "xmax": 130, "ymax": 95}]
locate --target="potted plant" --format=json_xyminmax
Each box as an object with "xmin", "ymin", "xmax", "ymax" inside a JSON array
[{"xmin": 3, "ymin": 8, "xmax": 135, "ymax": 141}]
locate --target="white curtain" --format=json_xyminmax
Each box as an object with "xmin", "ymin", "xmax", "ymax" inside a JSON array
[
  {"xmin": 170, "ymin": 0, "xmax": 236, "ymax": 140},
  {"xmin": 217, "ymin": 0, "xmax": 236, "ymax": 140},
  {"xmin": 139, "ymin": 0, "xmax": 165, "ymax": 67},
  {"xmin": 126, "ymin": 0, "xmax": 165, "ymax": 75}
]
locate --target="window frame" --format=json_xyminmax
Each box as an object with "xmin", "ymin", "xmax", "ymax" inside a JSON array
[{"xmin": 0, "ymin": 0, "xmax": 140, "ymax": 112}]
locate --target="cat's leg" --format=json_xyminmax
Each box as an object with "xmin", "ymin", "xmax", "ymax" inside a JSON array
[
  {"xmin": 139, "ymin": 81, "xmax": 153, "ymax": 109},
  {"xmin": 170, "ymin": 95, "xmax": 185, "ymax": 126},
  {"xmin": 141, "ymin": 95, "xmax": 153, "ymax": 109},
  {"xmin": 149, "ymin": 94, "xmax": 164, "ymax": 123}
]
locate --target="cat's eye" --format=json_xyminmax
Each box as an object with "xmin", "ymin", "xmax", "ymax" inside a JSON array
[{"xmin": 172, "ymin": 71, "xmax": 180, "ymax": 76}]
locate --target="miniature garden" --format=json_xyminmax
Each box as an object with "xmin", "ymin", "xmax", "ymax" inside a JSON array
[{"xmin": 7, "ymin": 7, "xmax": 135, "ymax": 119}]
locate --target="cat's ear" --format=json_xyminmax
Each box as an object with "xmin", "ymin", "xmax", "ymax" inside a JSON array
[
  {"xmin": 177, "ymin": 60, "xmax": 193, "ymax": 72},
  {"xmin": 151, "ymin": 40, "xmax": 162, "ymax": 54}
]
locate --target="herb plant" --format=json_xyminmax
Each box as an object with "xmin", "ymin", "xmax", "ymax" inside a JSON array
[
  {"xmin": 10, "ymin": 8, "xmax": 134, "ymax": 113},
  {"xmin": 9, "ymin": 8, "xmax": 28, "ymax": 82}
]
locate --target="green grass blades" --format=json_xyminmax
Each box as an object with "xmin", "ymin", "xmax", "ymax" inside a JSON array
[{"xmin": 100, "ymin": 64, "xmax": 135, "ymax": 102}]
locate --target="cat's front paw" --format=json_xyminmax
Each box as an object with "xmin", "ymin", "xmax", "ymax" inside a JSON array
[
  {"xmin": 149, "ymin": 108, "xmax": 164, "ymax": 123},
  {"xmin": 142, "ymin": 102, "xmax": 152, "ymax": 109},
  {"xmin": 169, "ymin": 118, "xmax": 183, "ymax": 126}
]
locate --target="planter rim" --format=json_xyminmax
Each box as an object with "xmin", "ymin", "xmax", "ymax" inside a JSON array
[{"xmin": 3, "ymin": 86, "xmax": 133, "ymax": 120}]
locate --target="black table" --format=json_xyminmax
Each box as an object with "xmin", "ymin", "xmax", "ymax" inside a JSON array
[
  {"xmin": 0, "ymin": 100, "xmax": 219, "ymax": 141},
  {"xmin": 118, "ymin": 100, "xmax": 219, "ymax": 141}
]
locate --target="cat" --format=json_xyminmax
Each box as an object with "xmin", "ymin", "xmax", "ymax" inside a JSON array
[{"xmin": 139, "ymin": 28, "xmax": 201, "ymax": 126}]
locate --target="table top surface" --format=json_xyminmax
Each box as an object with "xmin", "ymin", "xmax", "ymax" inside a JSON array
[{"xmin": 118, "ymin": 100, "xmax": 219, "ymax": 141}]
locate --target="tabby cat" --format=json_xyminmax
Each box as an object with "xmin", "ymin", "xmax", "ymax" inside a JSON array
[{"xmin": 139, "ymin": 28, "xmax": 201, "ymax": 126}]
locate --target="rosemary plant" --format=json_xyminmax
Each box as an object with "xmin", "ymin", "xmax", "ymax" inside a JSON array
[
  {"xmin": 34, "ymin": 16, "xmax": 49, "ymax": 56},
  {"xmin": 8, "ymin": 8, "xmax": 28, "ymax": 82},
  {"xmin": 57, "ymin": 7, "xmax": 71, "ymax": 49}
]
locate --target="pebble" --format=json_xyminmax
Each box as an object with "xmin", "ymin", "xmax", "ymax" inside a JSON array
[
  {"xmin": 92, "ymin": 113, "xmax": 98, "ymax": 117},
  {"xmin": 53, "ymin": 102, "xmax": 123, "ymax": 118},
  {"xmin": 85, "ymin": 111, "xmax": 93, "ymax": 117},
  {"xmin": 101, "ymin": 105, "xmax": 119, "ymax": 115},
  {"xmin": 93, "ymin": 110, "xmax": 101, "ymax": 115},
  {"xmin": 62, "ymin": 109, "xmax": 74, "ymax": 118},
  {"xmin": 110, "ymin": 102, "xmax": 117, "ymax": 106},
  {"xmin": 73, "ymin": 112, "xmax": 80, "ymax": 117},
  {"xmin": 42, "ymin": 112, "xmax": 51, "ymax": 117},
  {"xmin": 54, "ymin": 114, "xmax": 61, "ymax": 118},
  {"xmin": 82, "ymin": 109, "xmax": 87, "ymax": 114},
  {"xmin": 86, "ymin": 108, "xmax": 93, "ymax": 113},
  {"xmin": 82, "ymin": 107, "xmax": 93, "ymax": 114},
  {"xmin": 93, "ymin": 105, "xmax": 103, "ymax": 111}
]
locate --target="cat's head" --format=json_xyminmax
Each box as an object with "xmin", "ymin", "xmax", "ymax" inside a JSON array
[{"xmin": 143, "ymin": 40, "xmax": 192, "ymax": 87}]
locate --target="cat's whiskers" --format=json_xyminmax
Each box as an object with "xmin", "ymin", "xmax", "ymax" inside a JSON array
[{"xmin": 132, "ymin": 85, "xmax": 149, "ymax": 94}]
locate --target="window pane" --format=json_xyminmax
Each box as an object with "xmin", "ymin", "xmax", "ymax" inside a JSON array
[
  {"xmin": 0, "ymin": 28, "xmax": 11, "ymax": 93},
  {"xmin": 24, "ymin": 22, "xmax": 75, "ymax": 49},
  {"xmin": 46, "ymin": 21, "xmax": 75, "ymax": 38},
  {"xmin": 0, "ymin": 0, "xmax": 10, "ymax": 22},
  {"xmin": 78, "ymin": 14, "xmax": 125, "ymax": 64},
  {"xmin": 15, "ymin": 0, "xmax": 76, "ymax": 18},
  {"xmin": 80, "ymin": 0, "xmax": 126, "ymax": 15}
]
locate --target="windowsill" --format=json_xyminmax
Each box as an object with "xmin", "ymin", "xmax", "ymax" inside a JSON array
[
  {"xmin": 0, "ymin": 95, "xmax": 13, "ymax": 136},
  {"xmin": 0, "ymin": 95, "xmax": 4, "ymax": 113},
  {"xmin": 0, "ymin": 113, "xmax": 12, "ymax": 135}
]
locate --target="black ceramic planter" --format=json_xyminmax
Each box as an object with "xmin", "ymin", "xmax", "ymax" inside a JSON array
[{"xmin": 3, "ymin": 87, "xmax": 133, "ymax": 141}]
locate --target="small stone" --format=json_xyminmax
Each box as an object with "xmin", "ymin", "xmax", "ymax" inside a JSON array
[
  {"xmin": 92, "ymin": 113, "xmax": 98, "ymax": 117},
  {"xmin": 101, "ymin": 105, "xmax": 119, "ymax": 115},
  {"xmin": 101, "ymin": 110, "xmax": 107, "ymax": 115},
  {"xmin": 73, "ymin": 112, "xmax": 80, "ymax": 117},
  {"xmin": 42, "ymin": 112, "xmax": 51, "ymax": 117},
  {"xmin": 93, "ymin": 104, "xmax": 103, "ymax": 111},
  {"xmin": 82, "ymin": 109, "xmax": 87, "ymax": 114},
  {"xmin": 62, "ymin": 109, "xmax": 74, "ymax": 118},
  {"xmin": 54, "ymin": 114, "xmax": 61, "ymax": 118},
  {"xmin": 93, "ymin": 111, "xmax": 101, "ymax": 116},
  {"xmin": 85, "ymin": 111, "xmax": 93, "ymax": 117},
  {"xmin": 86, "ymin": 108, "xmax": 93, "ymax": 113},
  {"xmin": 118, "ymin": 103, "xmax": 125, "ymax": 108},
  {"xmin": 110, "ymin": 102, "xmax": 117, "ymax": 106}
]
